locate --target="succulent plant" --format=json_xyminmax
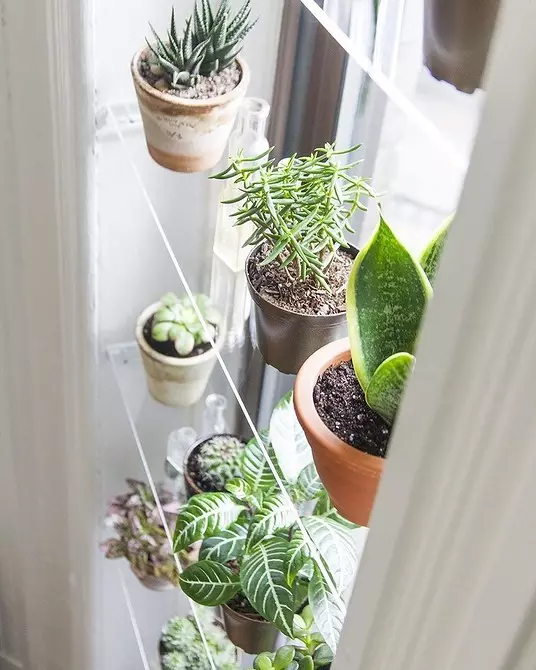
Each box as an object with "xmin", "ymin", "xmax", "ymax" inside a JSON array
[
  {"xmin": 347, "ymin": 213, "xmax": 451, "ymax": 424},
  {"xmin": 151, "ymin": 292, "xmax": 221, "ymax": 356},
  {"xmin": 197, "ymin": 435, "xmax": 245, "ymax": 490},
  {"xmin": 212, "ymin": 144, "xmax": 375, "ymax": 290},
  {"xmin": 100, "ymin": 479, "xmax": 180, "ymax": 586},
  {"xmin": 147, "ymin": 0, "xmax": 257, "ymax": 90},
  {"xmin": 161, "ymin": 610, "xmax": 239, "ymax": 670}
]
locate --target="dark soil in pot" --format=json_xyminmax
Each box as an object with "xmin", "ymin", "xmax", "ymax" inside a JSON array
[
  {"xmin": 248, "ymin": 243, "xmax": 354, "ymax": 316},
  {"xmin": 143, "ymin": 315, "xmax": 216, "ymax": 359},
  {"xmin": 139, "ymin": 52, "xmax": 241, "ymax": 100},
  {"xmin": 226, "ymin": 593, "xmax": 266, "ymax": 620},
  {"xmin": 314, "ymin": 360, "xmax": 391, "ymax": 458},
  {"xmin": 185, "ymin": 435, "xmax": 247, "ymax": 494}
]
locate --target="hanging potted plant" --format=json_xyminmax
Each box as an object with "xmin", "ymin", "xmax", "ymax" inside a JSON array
[
  {"xmin": 424, "ymin": 0, "xmax": 501, "ymax": 93},
  {"xmin": 136, "ymin": 292, "xmax": 222, "ymax": 408},
  {"xmin": 212, "ymin": 144, "xmax": 375, "ymax": 375},
  {"xmin": 159, "ymin": 610, "xmax": 240, "ymax": 670},
  {"xmin": 173, "ymin": 395, "xmax": 359, "ymax": 654},
  {"xmin": 100, "ymin": 479, "xmax": 180, "ymax": 591},
  {"xmin": 183, "ymin": 433, "xmax": 247, "ymax": 498},
  {"xmin": 131, "ymin": 0, "xmax": 256, "ymax": 173},
  {"xmin": 294, "ymin": 214, "xmax": 451, "ymax": 526}
]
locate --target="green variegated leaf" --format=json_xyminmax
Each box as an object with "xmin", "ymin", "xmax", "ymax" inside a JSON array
[
  {"xmin": 313, "ymin": 491, "xmax": 358, "ymax": 529},
  {"xmin": 242, "ymin": 431, "xmax": 279, "ymax": 491},
  {"xmin": 199, "ymin": 521, "xmax": 248, "ymax": 563},
  {"xmin": 419, "ymin": 214, "xmax": 452, "ymax": 285},
  {"xmin": 285, "ymin": 530, "xmax": 311, "ymax": 585},
  {"xmin": 173, "ymin": 493, "xmax": 244, "ymax": 552},
  {"xmin": 295, "ymin": 463, "xmax": 323, "ymax": 501},
  {"xmin": 308, "ymin": 568, "xmax": 345, "ymax": 653},
  {"xmin": 365, "ymin": 351, "xmax": 415, "ymax": 424},
  {"xmin": 241, "ymin": 537, "xmax": 295, "ymax": 637},
  {"xmin": 302, "ymin": 517, "xmax": 357, "ymax": 593},
  {"xmin": 347, "ymin": 215, "xmax": 432, "ymax": 391},
  {"xmin": 269, "ymin": 392, "xmax": 313, "ymax": 484},
  {"xmin": 179, "ymin": 560, "xmax": 240, "ymax": 606},
  {"xmin": 247, "ymin": 493, "xmax": 295, "ymax": 549},
  {"xmin": 225, "ymin": 478, "xmax": 252, "ymax": 501}
]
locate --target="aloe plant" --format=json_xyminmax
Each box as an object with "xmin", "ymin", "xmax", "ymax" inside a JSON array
[
  {"xmin": 147, "ymin": 1, "xmax": 257, "ymax": 90},
  {"xmin": 173, "ymin": 394, "xmax": 358, "ymax": 652},
  {"xmin": 347, "ymin": 214, "xmax": 451, "ymax": 424}
]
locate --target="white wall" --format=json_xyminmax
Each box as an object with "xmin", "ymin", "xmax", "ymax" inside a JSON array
[{"xmin": 94, "ymin": 2, "xmax": 283, "ymax": 669}]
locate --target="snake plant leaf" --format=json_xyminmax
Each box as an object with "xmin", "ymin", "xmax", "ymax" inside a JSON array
[
  {"xmin": 241, "ymin": 537, "xmax": 295, "ymax": 637},
  {"xmin": 419, "ymin": 214, "xmax": 453, "ymax": 285},
  {"xmin": 302, "ymin": 516, "xmax": 357, "ymax": 593},
  {"xmin": 285, "ymin": 530, "xmax": 311, "ymax": 585},
  {"xmin": 242, "ymin": 431, "xmax": 280, "ymax": 491},
  {"xmin": 308, "ymin": 567, "xmax": 345, "ymax": 653},
  {"xmin": 199, "ymin": 521, "xmax": 248, "ymax": 563},
  {"xmin": 365, "ymin": 352, "xmax": 415, "ymax": 424},
  {"xmin": 269, "ymin": 392, "xmax": 313, "ymax": 484},
  {"xmin": 347, "ymin": 215, "xmax": 432, "ymax": 391},
  {"xmin": 247, "ymin": 492, "xmax": 296, "ymax": 549},
  {"xmin": 179, "ymin": 560, "xmax": 240, "ymax": 606},
  {"xmin": 172, "ymin": 492, "xmax": 244, "ymax": 552}
]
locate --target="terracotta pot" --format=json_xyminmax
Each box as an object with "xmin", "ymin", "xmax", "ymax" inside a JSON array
[
  {"xmin": 135, "ymin": 303, "xmax": 221, "ymax": 408},
  {"xmin": 423, "ymin": 0, "xmax": 500, "ymax": 93},
  {"xmin": 293, "ymin": 338, "xmax": 384, "ymax": 527},
  {"xmin": 182, "ymin": 434, "xmax": 246, "ymax": 499},
  {"xmin": 131, "ymin": 49, "xmax": 250, "ymax": 172},
  {"xmin": 221, "ymin": 604, "xmax": 279, "ymax": 654},
  {"xmin": 136, "ymin": 573, "xmax": 175, "ymax": 592},
  {"xmin": 246, "ymin": 245, "xmax": 357, "ymax": 375}
]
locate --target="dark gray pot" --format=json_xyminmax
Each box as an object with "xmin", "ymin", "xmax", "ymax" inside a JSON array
[
  {"xmin": 423, "ymin": 0, "xmax": 501, "ymax": 93},
  {"xmin": 246, "ymin": 245, "xmax": 357, "ymax": 375},
  {"xmin": 221, "ymin": 604, "xmax": 279, "ymax": 655}
]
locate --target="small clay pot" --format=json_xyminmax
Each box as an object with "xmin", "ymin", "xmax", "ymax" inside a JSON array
[
  {"xmin": 293, "ymin": 338, "xmax": 384, "ymax": 527},
  {"xmin": 136, "ymin": 303, "xmax": 222, "ymax": 408},
  {"xmin": 423, "ymin": 0, "xmax": 500, "ymax": 93},
  {"xmin": 246, "ymin": 245, "xmax": 358, "ymax": 375},
  {"xmin": 183, "ymin": 434, "xmax": 247, "ymax": 499},
  {"xmin": 131, "ymin": 49, "xmax": 250, "ymax": 172},
  {"xmin": 221, "ymin": 604, "xmax": 279, "ymax": 654}
]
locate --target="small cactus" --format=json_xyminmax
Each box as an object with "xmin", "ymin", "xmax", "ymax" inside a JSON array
[
  {"xmin": 197, "ymin": 435, "xmax": 245, "ymax": 490},
  {"xmin": 147, "ymin": 0, "xmax": 257, "ymax": 90},
  {"xmin": 151, "ymin": 292, "xmax": 220, "ymax": 357}
]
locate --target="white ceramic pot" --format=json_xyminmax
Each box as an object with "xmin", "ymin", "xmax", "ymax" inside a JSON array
[
  {"xmin": 136, "ymin": 303, "xmax": 221, "ymax": 408},
  {"xmin": 131, "ymin": 48, "xmax": 250, "ymax": 173}
]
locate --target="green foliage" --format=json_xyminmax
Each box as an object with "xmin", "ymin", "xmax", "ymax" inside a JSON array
[
  {"xmin": 179, "ymin": 560, "xmax": 241, "ymax": 605},
  {"xmin": 151, "ymin": 292, "xmax": 220, "ymax": 356},
  {"xmin": 146, "ymin": 1, "xmax": 257, "ymax": 90},
  {"xmin": 160, "ymin": 611, "xmax": 239, "ymax": 670},
  {"xmin": 197, "ymin": 435, "xmax": 246, "ymax": 491},
  {"xmin": 347, "ymin": 214, "xmax": 452, "ymax": 424},
  {"xmin": 212, "ymin": 144, "xmax": 375, "ymax": 289},
  {"xmin": 420, "ymin": 213, "xmax": 452, "ymax": 285}
]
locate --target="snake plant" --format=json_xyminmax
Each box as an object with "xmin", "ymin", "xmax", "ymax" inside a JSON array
[
  {"xmin": 173, "ymin": 394, "xmax": 357, "ymax": 653},
  {"xmin": 347, "ymin": 213, "xmax": 452, "ymax": 424},
  {"xmin": 147, "ymin": 0, "xmax": 257, "ymax": 89}
]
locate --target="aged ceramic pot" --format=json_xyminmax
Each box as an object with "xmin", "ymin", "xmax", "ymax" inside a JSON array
[
  {"xmin": 221, "ymin": 604, "xmax": 279, "ymax": 655},
  {"xmin": 136, "ymin": 303, "xmax": 221, "ymax": 408},
  {"xmin": 246, "ymin": 245, "xmax": 357, "ymax": 375},
  {"xmin": 131, "ymin": 49, "xmax": 250, "ymax": 172},
  {"xmin": 293, "ymin": 338, "xmax": 384, "ymax": 526}
]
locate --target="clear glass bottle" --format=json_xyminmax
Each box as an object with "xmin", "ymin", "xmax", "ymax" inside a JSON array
[
  {"xmin": 202, "ymin": 393, "xmax": 227, "ymax": 435},
  {"xmin": 163, "ymin": 426, "xmax": 197, "ymax": 501},
  {"xmin": 213, "ymin": 98, "xmax": 270, "ymax": 273}
]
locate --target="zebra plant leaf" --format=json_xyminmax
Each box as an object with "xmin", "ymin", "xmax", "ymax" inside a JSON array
[
  {"xmin": 308, "ymin": 567, "xmax": 345, "ymax": 653},
  {"xmin": 295, "ymin": 462, "xmax": 323, "ymax": 502},
  {"xmin": 241, "ymin": 537, "xmax": 295, "ymax": 638},
  {"xmin": 199, "ymin": 521, "xmax": 248, "ymax": 563},
  {"xmin": 365, "ymin": 352, "xmax": 415, "ymax": 424},
  {"xmin": 173, "ymin": 492, "xmax": 244, "ymax": 552},
  {"xmin": 179, "ymin": 560, "xmax": 240, "ymax": 606},
  {"xmin": 313, "ymin": 491, "xmax": 358, "ymax": 529},
  {"xmin": 247, "ymin": 492, "xmax": 296, "ymax": 549},
  {"xmin": 419, "ymin": 214, "xmax": 452, "ymax": 286},
  {"xmin": 347, "ymin": 215, "xmax": 432, "ymax": 392},
  {"xmin": 285, "ymin": 530, "xmax": 311, "ymax": 585},
  {"xmin": 242, "ymin": 431, "xmax": 279, "ymax": 491},
  {"xmin": 269, "ymin": 392, "xmax": 313, "ymax": 484},
  {"xmin": 225, "ymin": 478, "xmax": 252, "ymax": 502},
  {"xmin": 302, "ymin": 516, "xmax": 357, "ymax": 593}
]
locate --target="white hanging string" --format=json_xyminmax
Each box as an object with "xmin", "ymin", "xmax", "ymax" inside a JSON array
[{"xmin": 118, "ymin": 566, "xmax": 152, "ymax": 670}]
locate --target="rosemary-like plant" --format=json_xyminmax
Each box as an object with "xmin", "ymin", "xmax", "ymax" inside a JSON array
[
  {"xmin": 147, "ymin": 1, "xmax": 257, "ymax": 90},
  {"xmin": 212, "ymin": 144, "xmax": 375, "ymax": 290}
]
